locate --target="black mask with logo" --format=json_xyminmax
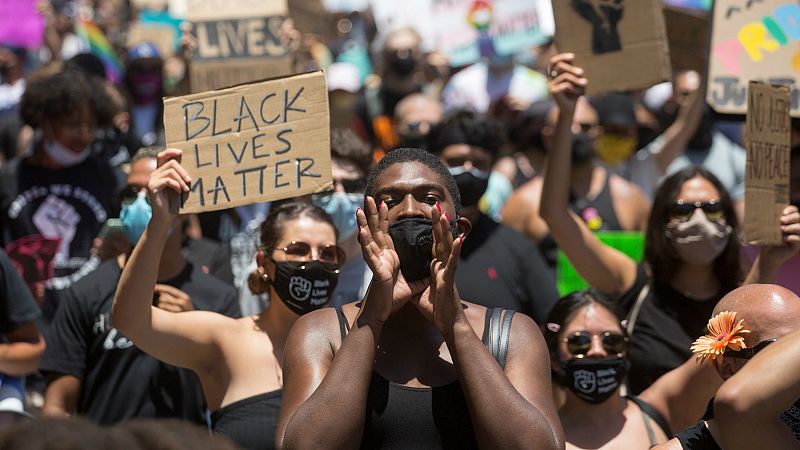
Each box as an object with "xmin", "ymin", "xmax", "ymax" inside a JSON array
[
  {"xmin": 554, "ymin": 357, "xmax": 629, "ymax": 404},
  {"xmin": 780, "ymin": 398, "xmax": 800, "ymax": 442},
  {"xmin": 271, "ymin": 260, "xmax": 339, "ymax": 316},
  {"xmin": 388, "ymin": 217, "xmax": 459, "ymax": 282}
]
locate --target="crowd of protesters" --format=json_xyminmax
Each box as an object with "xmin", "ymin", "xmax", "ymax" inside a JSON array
[{"xmin": 0, "ymin": 1, "xmax": 800, "ymax": 449}]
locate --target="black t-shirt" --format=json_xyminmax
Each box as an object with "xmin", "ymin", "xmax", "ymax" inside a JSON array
[
  {"xmin": 455, "ymin": 214, "xmax": 558, "ymax": 323},
  {"xmin": 0, "ymin": 157, "xmax": 119, "ymax": 288},
  {"xmin": 39, "ymin": 260, "xmax": 240, "ymax": 425},
  {"xmin": 619, "ymin": 267, "xmax": 721, "ymax": 394},
  {"xmin": 0, "ymin": 249, "xmax": 41, "ymax": 333}
]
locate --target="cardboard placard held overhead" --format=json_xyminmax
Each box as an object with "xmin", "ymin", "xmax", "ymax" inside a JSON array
[
  {"xmin": 551, "ymin": 0, "xmax": 671, "ymax": 95},
  {"xmin": 187, "ymin": 0, "xmax": 293, "ymax": 93},
  {"xmin": 707, "ymin": 1, "xmax": 800, "ymax": 117},
  {"xmin": 744, "ymin": 81, "xmax": 791, "ymax": 245},
  {"xmin": 127, "ymin": 24, "xmax": 177, "ymax": 58},
  {"xmin": 163, "ymin": 71, "xmax": 332, "ymax": 213},
  {"xmin": 664, "ymin": 6, "xmax": 709, "ymax": 73}
]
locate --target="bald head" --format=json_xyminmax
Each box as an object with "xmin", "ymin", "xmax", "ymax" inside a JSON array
[{"xmin": 714, "ymin": 284, "xmax": 800, "ymax": 344}]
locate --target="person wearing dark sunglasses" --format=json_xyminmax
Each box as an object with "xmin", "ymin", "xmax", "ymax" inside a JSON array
[
  {"xmin": 112, "ymin": 149, "xmax": 344, "ymax": 450},
  {"xmin": 543, "ymin": 290, "xmax": 723, "ymax": 449},
  {"xmin": 540, "ymin": 52, "xmax": 800, "ymax": 396},
  {"xmin": 657, "ymin": 284, "xmax": 800, "ymax": 450}
]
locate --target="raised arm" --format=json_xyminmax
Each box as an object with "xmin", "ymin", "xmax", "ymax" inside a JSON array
[
  {"xmin": 112, "ymin": 149, "xmax": 227, "ymax": 372},
  {"xmin": 640, "ymin": 356, "xmax": 722, "ymax": 433},
  {"xmin": 744, "ymin": 205, "xmax": 800, "ymax": 284},
  {"xmin": 715, "ymin": 327, "xmax": 800, "ymax": 450},
  {"xmin": 539, "ymin": 53, "xmax": 637, "ymax": 295},
  {"xmin": 650, "ymin": 78, "xmax": 707, "ymax": 173},
  {"xmin": 277, "ymin": 198, "xmax": 407, "ymax": 449}
]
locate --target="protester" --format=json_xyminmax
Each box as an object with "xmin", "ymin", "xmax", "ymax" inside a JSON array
[
  {"xmin": 427, "ymin": 111, "xmax": 558, "ymax": 321},
  {"xmin": 393, "ymin": 93, "xmax": 443, "ymax": 149},
  {"xmin": 124, "ymin": 42, "xmax": 163, "ymax": 147},
  {"xmin": 312, "ymin": 128, "xmax": 372, "ymax": 307},
  {"xmin": 326, "ymin": 62, "xmax": 368, "ymax": 139},
  {"xmin": 40, "ymin": 149, "xmax": 240, "ymax": 425},
  {"xmin": 113, "ymin": 148, "xmax": 345, "ymax": 450},
  {"xmin": 0, "ymin": 69, "xmax": 119, "ymax": 306},
  {"xmin": 502, "ymin": 94, "xmax": 651, "ymax": 269},
  {"xmin": 655, "ymin": 284, "xmax": 800, "ymax": 449},
  {"xmin": 276, "ymin": 148, "xmax": 563, "ymax": 449},
  {"xmin": 544, "ymin": 290, "xmax": 720, "ymax": 448},
  {"xmin": 540, "ymin": 52, "xmax": 800, "ymax": 394}
]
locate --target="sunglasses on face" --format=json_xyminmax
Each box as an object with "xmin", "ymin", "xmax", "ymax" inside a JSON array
[
  {"xmin": 335, "ymin": 178, "xmax": 366, "ymax": 194},
  {"xmin": 723, "ymin": 338, "xmax": 777, "ymax": 361},
  {"xmin": 667, "ymin": 200, "xmax": 725, "ymax": 222},
  {"xmin": 272, "ymin": 241, "xmax": 346, "ymax": 267},
  {"xmin": 563, "ymin": 331, "xmax": 629, "ymax": 358}
]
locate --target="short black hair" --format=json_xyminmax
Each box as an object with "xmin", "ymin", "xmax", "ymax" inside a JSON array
[
  {"xmin": 426, "ymin": 109, "xmax": 505, "ymax": 159},
  {"xmin": 331, "ymin": 128, "xmax": 372, "ymax": 175},
  {"xmin": 365, "ymin": 147, "xmax": 462, "ymax": 216},
  {"xmin": 19, "ymin": 68, "xmax": 115, "ymax": 128}
]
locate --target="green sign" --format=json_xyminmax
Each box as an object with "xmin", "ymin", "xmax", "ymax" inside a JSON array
[{"xmin": 556, "ymin": 231, "xmax": 645, "ymax": 296}]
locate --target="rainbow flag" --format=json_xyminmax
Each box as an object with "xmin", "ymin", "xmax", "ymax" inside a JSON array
[{"xmin": 75, "ymin": 18, "xmax": 124, "ymax": 84}]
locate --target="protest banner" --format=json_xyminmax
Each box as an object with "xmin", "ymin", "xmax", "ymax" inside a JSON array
[
  {"xmin": 744, "ymin": 81, "xmax": 791, "ymax": 245},
  {"xmin": 557, "ymin": 231, "xmax": 644, "ymax": 296},
  {"xmin": 664, "ymin": 6, "xmax": 708, "ymax": 73},
  {"xmin": 370, "ymin": 0, "xmax": 554, "ymax": 68},
  {"xmin": 186, "ymin": 0, "xmax": 293, "ymax": 92},
  {"xmin": 163, "ymin": 71, "xmax": 332, "ymax": 214},
  {"xmin": 0, "ymin": 0, "xmax": 45, "ymax": 48},
  {"xmin": 707, "ymin": 1, "xmax": 800, "ymax": 116},
  {"xmin": 127, "ymin": 23, "xmax": 176, "ymax": 58},
  {"xmin": 552, "ymin": 0, "xmax": 671, "ymax": 95}
]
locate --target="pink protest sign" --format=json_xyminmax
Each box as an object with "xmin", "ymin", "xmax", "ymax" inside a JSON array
[{"xmin": 0, "ymin": 0, "xmax": 45, "ymax": 48}]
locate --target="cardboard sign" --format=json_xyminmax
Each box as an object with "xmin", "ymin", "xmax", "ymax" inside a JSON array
[
  {"xmin": 552, "ymin": 0, "xmax": 671, "ymax": 95},
  {"xmin": 127, "ymin": 24, "xmax": 176, "ymax": 58},
  {"xmin": 187, "ymin": 0, "xmax": 293, "ymax": 92},
  {"xmin": 163, "ymin": 71, "xmax": 332, "ymax": 213},
  {"xmin": 706, "ymin": 1, "xmax": 800, "ymax": 117},
  {"xmin": 664, "ymin": 6, "xmax": 709, "ymax": 73},
  {"xmin": 370, "ymin": 0, "xmax": 554, "ymax": 68},
  {"xmin": 0, "ymin": 0, "xmax": 45, "ymax": 48},
  {"xmin": 744, "ymin": 81, "xmax": 791, "ymax": 245}
]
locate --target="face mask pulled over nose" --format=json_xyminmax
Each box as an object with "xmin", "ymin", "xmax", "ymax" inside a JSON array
[{"xmin": 666, "ymin": 209, "xmax": 732, "ymax": 265}]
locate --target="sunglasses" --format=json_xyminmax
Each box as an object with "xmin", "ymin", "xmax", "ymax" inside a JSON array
[
  {"xmin": 723, "ymin": 338, "xmax": 776, "ymax": 361},
  {"xmin": 563, "ymin": 331, "xmax": 629, "ymax": 358},
  {"xmin": 667, "ymin": 200, "xmax": 725, "ymax": 222},
  {"xmin": 335, "ymin": 178, "xmax": 366, "ymax": 194},
  {"xmin": 120, "ymin": 184, "xmax": 148, "ymax": 206},
  {"xmin": 272, "ymin": 241, "xmax": 346, "ymax": 268}
]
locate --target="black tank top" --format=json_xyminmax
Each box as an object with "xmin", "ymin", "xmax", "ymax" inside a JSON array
[
  {"xmin": 335, "ymin": 307, "xmax": 514, "ymax": 449},
  {"xmin": 539, "ymin": 172, "xmax": 623, "ymax": 268},
  {"xmin": 211, "ymin": 390, "xmax": 282, "ymax": 450}
]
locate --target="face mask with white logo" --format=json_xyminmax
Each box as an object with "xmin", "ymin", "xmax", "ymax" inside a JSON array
[{"xmin": 270, "ymin": 260, "xmax": 339, "ymax": 315}]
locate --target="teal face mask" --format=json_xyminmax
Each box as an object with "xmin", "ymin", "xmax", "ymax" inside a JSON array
[
  {"xmin": 120, "ymin": 192, "xmax": 152, "ymax": 245},
  {"xmin": 312, "ymin": 192, "xmax": 362, "ymax": 241}
]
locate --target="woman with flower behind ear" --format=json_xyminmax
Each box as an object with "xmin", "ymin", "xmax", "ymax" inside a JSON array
[{"xmin": 112, "ymin": 149, "xmax": 345, "ymax": 450}]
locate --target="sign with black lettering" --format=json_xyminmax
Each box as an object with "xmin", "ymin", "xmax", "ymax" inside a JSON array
[
  {"xmin": 551, "ymin": 0, "xmax": 671, "ymax": 95},
  {"xmin": 707, "ymin": 0, "xmax": 800, "ymax": 117},
  {"xmin": 187, "ymin": 0, "xmax": 293, "ymax": 92},
  {"xmin": 744, "ymin": 81, "xmax": 791, "ymax": 245},
  {"xmin": 163, "ymin": 71, "xmax": 332, "ymax": 213}
]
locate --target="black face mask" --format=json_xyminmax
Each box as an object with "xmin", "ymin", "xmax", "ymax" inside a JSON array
[
  {"xmin": 388, "ymin": 217, "xmax": 459, "ymax": 282},
  {"xmin": 449, "ymin": 167, "xmax": 490, "ymax": 208},
  {"xmin": 554, "ymin": 357, "xmax": 628, "ymax": 404},
  {"xmin": 388, "ymin": 52, "xmax": 417, "ymax": 76},
  {"xmin": 687, "ymin": 106, "xmax": 715, "ymax": 151},
  {"xmin": 780, "ymin": 398, "xmax": 800, "ymax": 442},
  {"xmin": 572, "ymin": 132, "xmax": 596, "ymax": 166},
  {"xmin": 271, "ymin": 260, "xmax": 339, "ymax": 315},
  {"xmin": 398, "ymin": 130, "xmax": 427, "ymax": 149}
]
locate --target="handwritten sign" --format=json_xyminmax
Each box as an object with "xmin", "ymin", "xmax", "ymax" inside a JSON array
[
  {"xmin": 163, "ymin": 71, "xmax": 332, "ymax": 213},
  {"xmin": 0, "ymin": 0, "xmax": 44, "ymax": 48},
  {"xmin": 552, "ymin": 0, "xmax": 671, "ymax": 95},
  {"xmin": 744, "ymin": 81, "xmax": 791, "ymax": 245},
  {"xmin": 707, "ymin": 1, "xmax": 800, "ymax": 116},
  {"xmin": 187, "ymin": 0, "xmax": 293, "ymax": 92},
  {"xmin": 370, "ymin": 0, "xmax": 554, "ymax": 68},
  {"xmin": 664, "ymin": 6, "xmax": 708, "ymax": 73}
]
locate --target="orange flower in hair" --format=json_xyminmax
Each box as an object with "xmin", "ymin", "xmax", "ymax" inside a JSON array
[{"xmin": 690, "ymin": 311, "xmax": 750, "ymax": 363}]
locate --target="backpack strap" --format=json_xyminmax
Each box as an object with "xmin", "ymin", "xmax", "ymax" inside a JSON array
[
  {"xmin": 481, "ymin": 308, "xmax": 515, "ymax": 370},
  {"xmin": 627, "ymin": 394, "xmax": 674, "ymax": 439},
  {"xmin": 335, "ymin": 306, "xmax": 350, "ymax": 341}
]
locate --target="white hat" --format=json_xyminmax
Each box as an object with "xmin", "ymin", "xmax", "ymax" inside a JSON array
[
  {"xmin": 326, "ymin": 62, "xmax": 362, "ymax": 93},
  {"xmin": 643, "ymin": 81, "xmax": 673, "ymax": 112}
]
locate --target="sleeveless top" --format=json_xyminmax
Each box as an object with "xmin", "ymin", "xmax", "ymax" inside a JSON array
[
  {"xmin": 211, "ymin": 389, "xmax": 282, "ymax": 450},
  {"xmin": 335, "ymin": 306, "xmax": 515, "ymax": 449},
  {"xmin": 626, "ymin": 395, "xmax": 673, "ymax": 448},
  {"xmin": 539, "ymin": 172, "xmax": 623, "ymax": 268}
]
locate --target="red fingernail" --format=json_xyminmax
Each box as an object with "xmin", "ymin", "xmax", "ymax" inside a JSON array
[
  {"xmin": 444, "ymin": 211, "xmax": 450, "ymax": 221},
  {"xmin": 356, "ymin": 207, "xmax": 361, "ymax": 214},
  {"xmin": 435, "ymin": 202, "xmax": 442, "ymax": 212}
]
